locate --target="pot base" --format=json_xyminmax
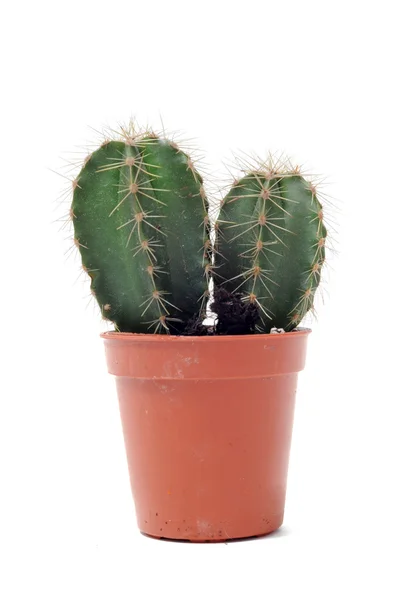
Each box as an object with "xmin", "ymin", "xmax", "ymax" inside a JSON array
[{"xmin": 139, "ymin": 513, "xmax": 283, "ymax": 543}]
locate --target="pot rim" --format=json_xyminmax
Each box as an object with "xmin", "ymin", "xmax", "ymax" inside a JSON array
[
  {"xmin": 100, "ymin": 327, "xmax": 311, "ymax": 343},
  {"xmin": 101, "ymin": 328, "xmax": 311, "ymax": 378}
]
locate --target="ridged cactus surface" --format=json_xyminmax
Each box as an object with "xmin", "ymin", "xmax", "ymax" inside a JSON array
[
  {"xmin": 72, "ymin": 130, "xmax": 210, "ymax": 333},
  {"xmin": 214, "ymin": 163, "xmax": 327, "ymax": 332}
]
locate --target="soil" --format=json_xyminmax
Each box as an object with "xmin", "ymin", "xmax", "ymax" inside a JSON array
[
  {"xmin": 180, "ymin": 288, "xmax": 261, "ymax": 336},
  {"xmin": 209, "ymin": 287, "xmax": 260, "ymax": 335},
  {"xmin": 182, "ymin": 314, "xmax": 214, "ymax": 336}
]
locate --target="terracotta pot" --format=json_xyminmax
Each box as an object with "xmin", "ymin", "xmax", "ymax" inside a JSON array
[{"xmin": 101, "ymin": 329, "xmax": 310, "ymax": 542}]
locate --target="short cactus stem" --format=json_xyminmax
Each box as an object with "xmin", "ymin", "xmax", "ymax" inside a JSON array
[
  {"xmin": 72, "ymin": 125, "xmax": 210, "ymax": 333},
  {"xmin": 214, "ymin": 161, "xmax": 327, "ymax": 332}
]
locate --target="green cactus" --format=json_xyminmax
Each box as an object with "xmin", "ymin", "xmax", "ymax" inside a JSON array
[
  {"xmin": 71, "ymin": 126, "xmax": 210, "ymax": 333},
  {"xmin": 214, "ymin": 159, "xmax": 327, "ymax": 332}
]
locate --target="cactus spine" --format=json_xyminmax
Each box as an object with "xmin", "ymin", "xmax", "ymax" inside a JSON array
[
  {"xmin": 214, "ymin": 160, "xmax": 327, "ymax": 332},
  {"xmin": 72, "ymin": 127, "xmax": 210, "ymax": 333}
]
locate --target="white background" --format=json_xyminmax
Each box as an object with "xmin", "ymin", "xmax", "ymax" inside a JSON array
[{"xmin": 1, "ymin": 0, "xmax": 399, "ymax": 598}]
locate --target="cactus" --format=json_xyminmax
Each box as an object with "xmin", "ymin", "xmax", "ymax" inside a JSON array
[
  {"xmin": 71, "ymin": 126, "xmax": 210, "ymax": 333},
  {"xmin": 214, "ymin": 159, "xmax": 327, "ymax": 332},
  {"xmin": 69, "ymin": 122, "xmax": 328, "ymax": 336}
]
